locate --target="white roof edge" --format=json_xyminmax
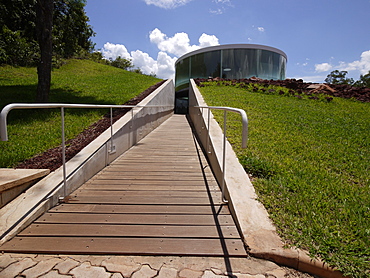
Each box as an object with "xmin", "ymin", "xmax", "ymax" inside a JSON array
[{"xmin": 175, "ymin": 44, "xmax": 287, "ymax": 65}]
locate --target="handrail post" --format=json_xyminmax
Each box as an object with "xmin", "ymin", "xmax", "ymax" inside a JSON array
[
  {"xmin": 222, "ymin": 110, "xmax": 228, "ymax": 203},
  {"xmin": 109, "ymin": 107, "xmax": 116, "ymax": 154},
  {"xmin": 194, "ymin": 105, "xmax": 248, "ymax": 203},
  {"xmin": 206, "ymin": 108, "xmax": 211, "ymax": 154},
  {"xmin": 61, "ymin": 107, "xmax": 67, "ymax": 199}
]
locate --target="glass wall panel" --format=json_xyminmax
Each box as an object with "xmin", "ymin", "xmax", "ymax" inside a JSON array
[
  {"xmin": 190, "ymin": 50, "xmax": 220, "ymax": 79},
  {"xmin": 175, "ymin": 45, "xmax": 287, "ymax": 91},
  {"xmin": 175, "ymin": 57, "xmax": 190, "ymax": 90}
]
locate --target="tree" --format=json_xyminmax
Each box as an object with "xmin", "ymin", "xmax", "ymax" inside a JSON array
[
  {"xmin": 354, "ymin": 71, "xmax": 370, "ymax": 88},
  {"xmin": 0, "ymin": 0, "xmax": 94, "ymax": 66},
  {"xmin": 0, "ymin": 0, "xmax": 95, "ymax": 102},
  {"xmin": 53, "ymin": 0, "xmax": 95, "ymax": 59},
  {"xmin": 325, "ymin": 70, "xmax": 354, "ymax": 85},
  {"xmin": 0, "ymin": 0, "xmax": 38, "ymax": 66},
  {"xmin": 35, "ymin": 0, "xmax": 53, "ymax": 103},
  {"xmin": 110, "ymin": 56, "xmax": 133, "ymax": 70}
]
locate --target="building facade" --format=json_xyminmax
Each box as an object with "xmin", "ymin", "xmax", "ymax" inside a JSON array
[{"xmin": 175, "ymin": 44, "xmax": 287, "ymax": 92}]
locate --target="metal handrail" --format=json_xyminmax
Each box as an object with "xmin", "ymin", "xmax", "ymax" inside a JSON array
[
  {"xmin": 194, "ymin": 105, "xmax": 248, "ymax": 203},
  {"xmin": 0, "ymin": 103, "xmax": 172, "ymax": 200}
]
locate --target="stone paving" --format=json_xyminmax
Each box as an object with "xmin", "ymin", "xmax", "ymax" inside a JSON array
[{"xmin": 0, "ymin": 253, "xmax": 315, "ymax": 278}]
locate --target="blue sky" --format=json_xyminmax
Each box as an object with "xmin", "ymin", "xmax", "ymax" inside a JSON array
[{"xmin": 85, "ymin": 0, "xmax": 370, "ymax": 82}]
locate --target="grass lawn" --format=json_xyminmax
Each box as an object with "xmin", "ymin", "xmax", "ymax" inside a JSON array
[
  {"xmin": 0, "ymin": 59, "xmax": 161, "ymax": 168},
  {"xmin": 199, "ymin": 82, "xmax": 369, "ymax": 277}
]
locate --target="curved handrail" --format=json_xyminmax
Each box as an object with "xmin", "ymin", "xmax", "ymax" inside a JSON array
[
  {"xmin": 0, "ymin": 103, "xmax": 170, "ymax": 141},
  {"xmin": 192, "ymin": 105, "xmax": 248, "ymax": 203},
  {"xmin": 194, "ymin": 105, "xmax": 248, "ymax": 148}
]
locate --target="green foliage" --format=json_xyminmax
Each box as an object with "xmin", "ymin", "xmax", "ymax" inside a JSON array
[
  {"xmin": 110, "ymin": 56, "xmax": 133, "ymax": 70},
  {"xmin": 0, "ymin": 59, "xmax": 161, "ymax": 167},
  {"xmin": 354, "ymin": 71, "xmax": 370, "ymax": 88},
  {"xmin": 132, "ymin": 68, "xmax": 143, "ymax": 75},
  {"xmin": 325, "ymin": 70, "xmax": 354, "ymax": 85},
  {"xmin": 0, "ymin": 26, "xmax": 39, "ymax": 66},
  {"xmin": 199, "ymin": 83, "xmax": 370, "ymax": 277},
  {"xmin": 0, "ymin": 0, "xmax": 94, "ymax": 66},
  {"xmin": 53, "ymin": 0, "xmax": 95, "ymax": 59}
]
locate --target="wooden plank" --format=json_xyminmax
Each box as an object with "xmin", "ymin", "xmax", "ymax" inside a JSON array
[
  {"xmin": 1, "ymin": 237, "xmax": 247, "ymax": 257},
  {"xmin": 93, "ymin": 176, "xmax": 210, "ymax": 181},
  {"xmin": 71, "ymin": 190, "xmax": 220, "ymax": 198},
  {"xmin": 35, "ymin": 213, "xmax": 234, "ymax": 225},
  {"xmin": 95, "ymin": 174, "xmax": 208, "ymax": 180},
  {"xmin": 79, "ymin": 184, "xmax": 219, "ymax": 192},
  {"xmin": 111, "ymin": 161, "xmax": 201, "ymax": 166},
  {"xmin": 99, "ymin": 171, "xmax": 207, "ymax": 177},
  {"xmin": 63, "ymin": 195, "xmax": 222, "ymax": 205},
  {"xmin": 18, "ymin": 224, "xmax": 240, "ymax": 239},
  {"xmin": 103, "ymin": 167, "xmax": 202, "ymax": 172},
  {"xmin": 83, "ymin": 180, "xmax": 215, "ymax": 186},
  {"xmin": 119, "ymin": 156, "xmax": 199, "ymax": 160},
  {"xmin": 49, "ymin": 204, "xmax": 230, "ymax": 215}
]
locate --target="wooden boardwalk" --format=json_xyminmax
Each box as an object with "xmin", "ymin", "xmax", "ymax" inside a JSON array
[{"xmin": 1, "ymin": 115, "xmax": 247, "ymax": 257}]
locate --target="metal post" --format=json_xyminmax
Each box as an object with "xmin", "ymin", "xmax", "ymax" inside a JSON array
[
  {"xmin": 109, "ymin": 107, "xmax": 116, "ymax": 154},
  {"xmin": 222, "ymin": 110, "xmax": 228, "ymax": 203},
  {"xmin": 61, "ymin": 107, "xmax": 67, "ymax": 199},
  {"xmin": 207, "ymin": 108, "xmax": 211, "ymax": 154},
  {"xmin": 130, "ymin": 108, "xmax": 134, "ymax": 146}
]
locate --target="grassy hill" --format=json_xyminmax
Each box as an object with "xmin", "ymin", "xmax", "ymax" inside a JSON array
[
  {"xmin": 0, "ymin": 59, "xmax": 161, "ymax": 168},
  {"xmin": 199, "ymin": 81, "xmax": 369, "ymax": 277}
]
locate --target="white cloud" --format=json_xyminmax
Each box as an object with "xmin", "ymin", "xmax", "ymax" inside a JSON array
[
  {"xmin": 257, "ymin": 27, "xmax": 265, "ymax": 32},
  {"xmin": 291, "ymin": 75, "xmax": 327, "ymax": 83},
  {"xmin": 150, "ymin": 29, "xmax": 196, "ymax": 57},
  {"xmin": 210, "ymin": 0, "xmax": 233, "ymax": 14},
  {"xmin": 339, "ymin": 50, "xmax": 370, "ymax": 74},
  {"xmin": 143, "ymin": 0, "xmax": 192, "ymax": 9},
  {"xmin": 101, "ymin": 29, "xmax": 220, "ymax": 79},
  {"xmin": 156, "ymin": 51, "xmax": 177, "ymax": 79},
  {"xmin": 101, "ymin": 42, "xmax": 130, "ymax": 60},
  {"xmin": 315, "ymin": 50, "xmax": 370, "ymax": 75},
  {"xmin": 315, "ymin": 62, "xmax": 333, "ymax": 72},
  {"xmin": 209, "ymin": 8, "xmax": 223, "ymax": 14},
  {"xmin": 149, "ymin": 28, "xmax": 219, "ymax": 57},
  {"xmin": 199, "ymin": 33, "xmax": 219, "ymax": 48},
  {"xmin": 130, "ymin": 50, "xmax": 158, "ymax": 74},
  {"xmin": 214, "ymin": 0, "xmax": 231, "ymax": 3}
]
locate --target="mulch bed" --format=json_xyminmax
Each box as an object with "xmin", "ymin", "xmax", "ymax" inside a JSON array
[{"xmin": 195, "ymin": 77, "xmax": 370, "ymax": 102}]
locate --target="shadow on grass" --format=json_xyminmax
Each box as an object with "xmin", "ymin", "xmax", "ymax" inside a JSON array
[{"xmin": 0, "ymin": 85, "xmax": 115, "ymax": 124}]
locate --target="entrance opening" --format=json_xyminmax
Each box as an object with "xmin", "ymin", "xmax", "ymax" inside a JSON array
[{"xmin": 175, "ymin": 88, "xmax": 189, "ymax": 114}]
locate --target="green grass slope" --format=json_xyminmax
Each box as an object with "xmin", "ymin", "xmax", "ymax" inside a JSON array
[
  {"xmin": 199, "ymin": 82, "xmax": 369, "ymax": 277},
  {"xmin": 0, "ymin": 59, "xmax": 161, "ymax": 168}
]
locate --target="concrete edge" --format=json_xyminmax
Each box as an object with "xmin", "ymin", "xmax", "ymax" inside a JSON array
[
  {"xmin": 0, "ymin": 79, "xmax": 175, "ymax": 245},
  {"xmin": 188, "ymin": 79, "xmax": 345, "ymax": 278}
]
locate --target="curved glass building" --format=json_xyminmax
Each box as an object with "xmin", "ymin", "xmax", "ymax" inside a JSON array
[{"xmin": 175, "ymin": 44, "xmax": 287, "ymax": 92}]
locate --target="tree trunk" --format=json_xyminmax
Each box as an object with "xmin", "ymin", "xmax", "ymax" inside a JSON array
[{"xmin": 35, "ymin": 0, "xmax": 53, "ymax": 103}]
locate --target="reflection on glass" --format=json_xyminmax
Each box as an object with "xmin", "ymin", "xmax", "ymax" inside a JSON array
[{"xmin": 175, "ymin": 46, "xmax": 286, "ymax": 91}]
